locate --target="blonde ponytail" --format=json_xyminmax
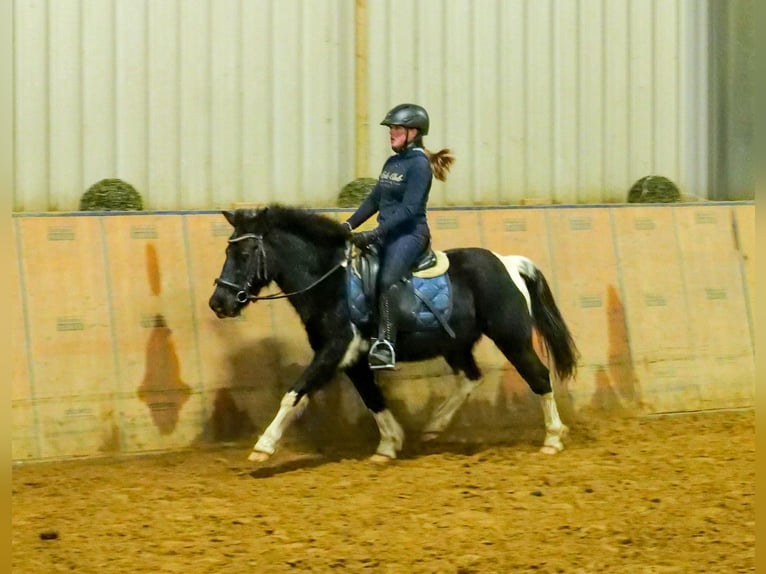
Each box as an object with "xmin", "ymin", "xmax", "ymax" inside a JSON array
[{"xmin": 424, "ymin": 147, "xmax": 455, "ymax": 182}]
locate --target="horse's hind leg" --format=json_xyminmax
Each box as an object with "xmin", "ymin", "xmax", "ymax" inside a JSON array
[
  {"xmin": 422, "ymin": 350, "xmax": 483, "ymax": 441},
  {"xmin": 497, "ymin": 340, "xmax": 568, "ymax": 454},
  {"xmin": 539, "ymin": 391, "xmax": 568, "ymax": 454},
  {"xmin": 344, "ymin": 359, "xmax": 404, "ymax": 462}
]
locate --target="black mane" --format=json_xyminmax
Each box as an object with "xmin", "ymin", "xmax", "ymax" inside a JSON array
[{"xmin": 250, "ymin": 204, "xmax": 348, "ymax": 246}]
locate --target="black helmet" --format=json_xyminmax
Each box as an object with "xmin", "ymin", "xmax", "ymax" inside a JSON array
[{"xmin": 380, "ymin": 103, "xmax": 429, "ymax": 135}]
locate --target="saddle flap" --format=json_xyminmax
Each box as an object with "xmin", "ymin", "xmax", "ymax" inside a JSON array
[
  {"xmin": 353, "ymin": 246, "xmax": 380, "ymax": 301},
  {"xmin": 347, "ymin": 263, "xmax": 453, "ymax": 336},
  {"xmin": 349, "ymin": 244, "xmax": 451, "ymax": 322}
]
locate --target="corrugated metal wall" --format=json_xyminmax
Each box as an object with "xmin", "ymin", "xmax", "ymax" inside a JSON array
[
  {"xmin": 364, "ymin": 0, "xmax": 710, "ymax": 205},
  {"xmin": 708, "ymin": 0, "xmax": 755, "ymax": 200},
  {"xmin": 13, "ymin": 0, "xmax": 711, "ymax": 211},
  {"xmin": 14, "ymin": 0, "xmax": 356, "ymax": 211}
]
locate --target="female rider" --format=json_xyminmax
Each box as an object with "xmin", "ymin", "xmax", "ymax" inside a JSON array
[{"xmin": 343, "ymin": 103, "xmax": 454, "ymax": 369}]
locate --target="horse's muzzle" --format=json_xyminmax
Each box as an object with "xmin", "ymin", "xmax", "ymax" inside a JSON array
[{"xmin": 209, "ymin": 294, "xmax": 241, "ymax": 319}]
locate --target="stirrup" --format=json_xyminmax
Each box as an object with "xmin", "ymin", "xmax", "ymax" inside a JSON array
[{"xmin": 369, "ymin": 339, "xmax": 396, "ymax": 370}]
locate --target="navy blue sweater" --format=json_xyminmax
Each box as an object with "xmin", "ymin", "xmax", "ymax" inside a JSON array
[{"xmin": 347, "ymin": 147, "xmax": 432, "ymax": 239}]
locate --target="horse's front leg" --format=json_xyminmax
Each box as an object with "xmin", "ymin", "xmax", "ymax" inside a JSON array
[
  {"xmin": 248, "ymin": 339, "xmax": 350, "ymax": 463},
  {"xmin": 248, "ymin": 390, "xmax": 309, "ymax": 462}
]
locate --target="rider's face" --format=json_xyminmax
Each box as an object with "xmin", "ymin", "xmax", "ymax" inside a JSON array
[{"xmin": 389, "ymin": 125, "xmax": 414, "ymax": 150}]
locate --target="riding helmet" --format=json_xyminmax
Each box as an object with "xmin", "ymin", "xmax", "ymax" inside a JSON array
[{"xmin": 380, "ymin": 103, "xmax": 429, "ymax": 135}]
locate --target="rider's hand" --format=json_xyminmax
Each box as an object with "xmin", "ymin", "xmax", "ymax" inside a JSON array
[{"xmin": 350, "ymin": 229, "xmax": 380, "ymax": 249}]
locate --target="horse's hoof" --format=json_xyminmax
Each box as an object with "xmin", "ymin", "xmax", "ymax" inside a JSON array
[
  {"xmin": 421, "ymin": 432, "xmax": 440, "ymax": 442},
  {"xmin": 369, "ymin": 453, "xmax": 395, "ymax": 464},
  {"xmin": 539, "ymin": 444, "xmax": 563, "ymax": 455},
  {"xmin": 248, "ymin": 450, "xmax": 271, "ymax": 463}
]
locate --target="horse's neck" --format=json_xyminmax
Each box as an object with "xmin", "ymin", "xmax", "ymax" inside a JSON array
[{"xmin": 272, "ymin": 244, "xmax": 342, "ymax": 319}]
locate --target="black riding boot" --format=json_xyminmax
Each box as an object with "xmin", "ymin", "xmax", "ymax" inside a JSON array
[{"xmin": 369, "ymin": 285, "xmax": 399, "ymax": 370}]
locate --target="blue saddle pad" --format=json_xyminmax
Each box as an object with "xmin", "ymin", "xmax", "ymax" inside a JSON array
[{"xmin": 347, "ymin": 269, "xmax": 452, "ymax": 332}]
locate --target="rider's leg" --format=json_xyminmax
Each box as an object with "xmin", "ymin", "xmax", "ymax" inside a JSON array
[
  {"xmin": 369, "ymin": 282, "xmax": 400, "ymax": 369},
  {"xmin": 369, "ymin": 233, "xmax": 428, "ymax": 369}
]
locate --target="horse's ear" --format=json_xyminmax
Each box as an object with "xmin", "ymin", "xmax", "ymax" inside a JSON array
[
  {"xmin": 222, "ymin": 210, "xmax": 236, "ymax": 226},
  {"xmin": 253, "ymin": 206, "xmax": 270, "ymax": 226}
]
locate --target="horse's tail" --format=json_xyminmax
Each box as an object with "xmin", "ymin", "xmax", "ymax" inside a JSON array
[{"xmin": 516, "ymin": 257, "xmax": 580, "ymax": 382}]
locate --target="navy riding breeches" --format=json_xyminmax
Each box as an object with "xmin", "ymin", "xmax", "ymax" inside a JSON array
[{"xmin": 378, "ymin": 232, "xmax": 430, "ymax": 292}]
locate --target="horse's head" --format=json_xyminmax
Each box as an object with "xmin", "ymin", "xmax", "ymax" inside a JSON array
[
  {"xmin": 208, "ymin": 205, "xmax": 349, "ymax": 318},
  {"xmin": 209, "ymin": 208, "xmax": 273, "ymax": 318}
]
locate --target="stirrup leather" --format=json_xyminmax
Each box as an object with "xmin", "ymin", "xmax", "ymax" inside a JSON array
[{"xmin": 369, "ymin": 338, "xmax": 396, "ymax": 370}]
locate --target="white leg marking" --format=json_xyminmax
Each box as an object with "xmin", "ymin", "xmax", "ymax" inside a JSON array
[
  {"xmin": 338, "ymin": 324, "xmax": 368, "ymax": 368},
  {"xmin": 372, "ymin": 409, "xmax": 404, "ymax": 459},
  {"xmin": 249, "ymin": 391, "xmax": 309, "ymax": 461},
  {"xmin": 539, "ymin": 392, "xmax": 568, "ymax": 454},
  {"xmin": 422, "ymin": 373, "xmax": 483, "ymax": 440},
  {"xmin": 491, "ymin": 252, "xmax": 535, "ymax": 315}
]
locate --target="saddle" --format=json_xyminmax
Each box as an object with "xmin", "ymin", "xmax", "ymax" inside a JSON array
[{"xmin": 347, "ymin": 244, "xmax": 455, "ymax": 337}]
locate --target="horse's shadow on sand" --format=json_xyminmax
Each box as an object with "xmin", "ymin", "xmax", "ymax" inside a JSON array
[
  {"xmin": 242, "ymin": 428, "xmax": 590, "ymax": 478},
  {"xmin": 241, "ymin": 411, "xmax": 603, "ymax": 479},
  {"xmin": 241, "ymin": 441, "xmax": 516, "ymax": 479}
]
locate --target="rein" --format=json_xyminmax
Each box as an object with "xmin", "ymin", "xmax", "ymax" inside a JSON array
[
  {"xmin": 214, "ymin": 232, "xmax": 346, "ymax": 303},
  {"xmin": 247, "ymin": 260, "xmax": 345, "ymax": 301}
]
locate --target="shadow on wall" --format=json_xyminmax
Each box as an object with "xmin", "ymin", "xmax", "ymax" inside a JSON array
[
  {"xmin": 192, "ymin": 287, "xmax": 649, "ymax": 452},
  {"xmin": 387, "ymin": 373, "xmax": 558, "ymax": 448},
  {"xmin": 137, "ymin": 315, "xmax": 192, "ymax": 435},
  {"xmin": 588, "ymin": 285, "xmax": 643, "ymax": 416},
  {"xmin": 196, "ymin": 338, "xmax": 380, "ymax": 452},
  {"xmin": 196, "ymin": 328, "xmax": 605, "ymax": 452},
  {"xmin": 136, "ymin": 243, "xmax": 192, "ymax": 436},
  {"xmin": 204, "ymin": 388, "xmax": 256, "ymax": 443},
  {"xmin": 196, "ymin": 337, "xmax": 283, "ymax": 444}
]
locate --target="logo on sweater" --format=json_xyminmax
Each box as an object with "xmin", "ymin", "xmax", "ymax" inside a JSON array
[{"xmin": 380, "ymin": 170, "xmax": 404, "ymax": 183}]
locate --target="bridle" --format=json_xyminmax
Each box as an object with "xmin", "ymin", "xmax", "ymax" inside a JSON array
[{"xmin": 213, "ymin": 232, "xmax": 346, "ymax": 303}]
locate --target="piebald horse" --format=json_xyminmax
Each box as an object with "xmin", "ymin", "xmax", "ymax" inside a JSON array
[{"xmin": 209, "ymin": 206, "xmax": 579, "ymax": 462}]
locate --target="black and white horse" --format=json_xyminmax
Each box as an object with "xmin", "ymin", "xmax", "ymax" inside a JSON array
[{"xmin": 209, "ymin": 206, "xmax": 579, "ymax": 462}]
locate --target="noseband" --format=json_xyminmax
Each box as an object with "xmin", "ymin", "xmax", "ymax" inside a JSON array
[
  {"xmin": 214, "ymin": 232, "xmax": 346, "ymax": 303},
  {"xmin": 213, "ymin": 233, "xmax": 268, "ymax": 303}
]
